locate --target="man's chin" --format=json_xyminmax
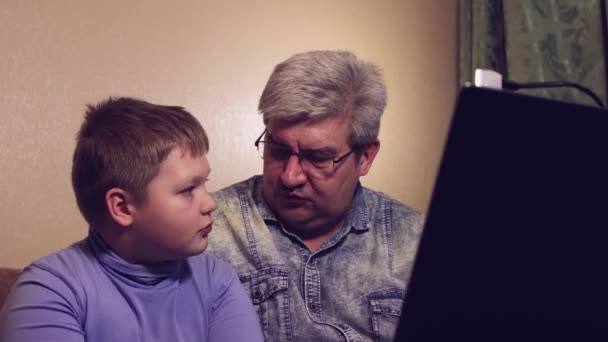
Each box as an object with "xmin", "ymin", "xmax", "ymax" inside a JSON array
[
  {"xmin": 270, "ymin": 201, "xmax": 325, "ymax": 230},
  {"xmin": 277, "ymin": 212, "xmax": 325, "ymax": 234},
  {"xmin": 277, "ymin": 204, "xmax": 313, "ymax": 219}
]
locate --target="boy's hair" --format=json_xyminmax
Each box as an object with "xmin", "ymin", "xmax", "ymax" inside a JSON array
[{"xmin": 72, "ymin": 97, "xmax": 209, "ymax": 226}]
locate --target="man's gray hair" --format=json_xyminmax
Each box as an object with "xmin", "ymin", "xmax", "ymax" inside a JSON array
[{"xmin": 258, "ymin": 50, "xmax": 387, "ymax": 148}]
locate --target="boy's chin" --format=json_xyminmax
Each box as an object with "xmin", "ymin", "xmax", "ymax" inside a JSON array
[
  {"xmin": 154, "ymin": 244, "xmax": 209, "ymax": 263},
  {"xmin": 186, "ymin": 240, "xmax": 209, "ymax": 257}
]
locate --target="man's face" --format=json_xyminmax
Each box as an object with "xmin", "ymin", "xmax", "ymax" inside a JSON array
[
  {"xmin": 261, "ymin": 115, "xmax": 378, "ymax": 238},
  {"xmin": 129, "ymin": 147, "xmax": 216, "ymax": 263}
]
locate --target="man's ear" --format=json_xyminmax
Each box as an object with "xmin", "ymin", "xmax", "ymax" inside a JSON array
[
  {"xmin": 358, "ymin": 140, "xmax": 380, "ymax": 176},
  {"xmin": 105, "ymin": 188, "xmax": 135, "ymax": 227}
]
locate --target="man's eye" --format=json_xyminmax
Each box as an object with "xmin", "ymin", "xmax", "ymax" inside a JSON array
[
  {"xmin": 305, "ymin": 154, "xmax": 331, "ymax": 164},
  {"xmin": 269, "ymin": 145, "xmax": 292, "ymax": 160}
]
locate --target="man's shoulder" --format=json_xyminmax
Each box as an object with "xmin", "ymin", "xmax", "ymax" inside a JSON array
[
  {"xmin": 212, "ymin": 175, "xmax": 260, "ymax": 203},
  {"xmin": 360, "ymin": 186, "xmax": 425, "ymax": 236},
  {"xmin": 361, "ymin": 186, "xmax": 422, "ymax": 217}
]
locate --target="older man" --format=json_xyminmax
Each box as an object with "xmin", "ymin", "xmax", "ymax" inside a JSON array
[{"xmin": 208, "ymin": 50, "xmax": 423, "ymax": 341}]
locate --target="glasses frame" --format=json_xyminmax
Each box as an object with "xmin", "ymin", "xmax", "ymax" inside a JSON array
[{"xmin": 254, "ymin": 129, "xmax": 355, "ymax": 168}]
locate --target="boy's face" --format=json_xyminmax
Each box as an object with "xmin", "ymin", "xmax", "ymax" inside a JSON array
[{"xmin": 129, "ymin": 146, "xmax": 216, "ymax": 263}]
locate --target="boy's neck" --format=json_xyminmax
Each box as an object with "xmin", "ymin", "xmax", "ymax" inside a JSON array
[{"xmin": 92, "ymin": 225, "xmax": 143, "ymax": 265}]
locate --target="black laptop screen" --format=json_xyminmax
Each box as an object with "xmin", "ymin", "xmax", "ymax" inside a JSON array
[{"xmin": 394, "ymin": 86, "xmax": 608, "ymax": 341}]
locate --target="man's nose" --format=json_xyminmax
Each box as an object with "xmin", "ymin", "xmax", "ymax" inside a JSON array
[{"xmin": 279, "ymin": 154, "xmax": 307, "ymax": 189}]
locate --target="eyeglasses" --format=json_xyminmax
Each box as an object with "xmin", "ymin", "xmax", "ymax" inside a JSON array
[{"xmin": 254, "ymin": 129, "xmax": 354, "ymax": 173}]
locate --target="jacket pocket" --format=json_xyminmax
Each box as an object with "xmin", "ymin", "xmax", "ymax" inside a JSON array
[
  {"xmin": 368, "ymin": 288, "xmax": 405, "ymax": 342},
  {"xmin": 240, "ymin": 268, "xmax": 291, "ymax": 342}
]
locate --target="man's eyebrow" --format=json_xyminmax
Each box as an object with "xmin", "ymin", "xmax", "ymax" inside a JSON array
[
  {"xmin": 266, "ymin": 134, "xmax": 337, "ymax": 154},
  {"xmin": 265, "ymin": 134, "xmax": 286, "ymax": 145},
  {"xmin": 301, "ymin": 147, "xmax": 336, "ymax": 155}
]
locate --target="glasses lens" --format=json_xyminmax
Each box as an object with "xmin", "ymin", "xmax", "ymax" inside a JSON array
[
  {"xmin": 301, "ymin": 155, "xmax": 332, "ymax": 170},
  {"xmin": 259, "ymin": 142, "xmax": 291, "ymax": 162},
  {"xmin": 257, "ymin": 141, "xmax": 347, "ymax": 175}
]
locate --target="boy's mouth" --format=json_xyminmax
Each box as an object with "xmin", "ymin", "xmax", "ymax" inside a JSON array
[{"xmin": 199, "ymin": 223, "xmax": 213, "ymax": 236}]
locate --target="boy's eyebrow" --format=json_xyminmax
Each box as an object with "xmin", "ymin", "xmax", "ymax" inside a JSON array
[{"xmin": 186, "ymin": 170, "xmax": 211, "ymax": 185}]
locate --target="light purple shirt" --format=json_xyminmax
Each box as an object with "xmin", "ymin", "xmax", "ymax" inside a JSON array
[{"xmin": 0, "ymin": 230, "xmax": 263, "ymax": 342}]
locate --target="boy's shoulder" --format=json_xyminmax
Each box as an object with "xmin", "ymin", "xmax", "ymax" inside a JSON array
[
  {"xmin": 26, "ymin": 238, "xmax": 96, "ymax": 278},
  {"xmin": 14, "ymin": 238, "xmax": 101, "ymax": 297},
  {"xmin": 7, "ymin": 238, "xmax": 99, "ymax": 315},
  {"xmin": 187, "ymin": 252, "xmax": 238, "ymax": 284}
]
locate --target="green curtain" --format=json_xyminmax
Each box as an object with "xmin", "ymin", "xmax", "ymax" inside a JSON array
[{"xmin": 460, "ymin": 0, "xmax": 608, "ymax": 106}]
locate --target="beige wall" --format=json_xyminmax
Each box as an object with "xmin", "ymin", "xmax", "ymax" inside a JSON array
[{"xmin": 0, "ymin": 0, "xmax": 458, "ymax": 268}]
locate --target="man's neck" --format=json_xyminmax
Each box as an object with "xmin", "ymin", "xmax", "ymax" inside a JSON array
[
  {"xmin": 302, "ymin": 230, "xmax": 334, "ymax": 252},
  {"xmin": 288, "ymin": 217, "xmax": 345, "ymax": 253}
]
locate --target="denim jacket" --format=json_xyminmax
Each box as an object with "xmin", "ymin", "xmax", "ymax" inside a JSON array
[{"xmin": 207, "ymin": 176, "xmax": 423, "ymax": 342}]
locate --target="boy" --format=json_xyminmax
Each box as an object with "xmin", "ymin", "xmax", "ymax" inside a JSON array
[{"xmin": 0, "ymin": 97, "xmax": 263, "ymax": 341}]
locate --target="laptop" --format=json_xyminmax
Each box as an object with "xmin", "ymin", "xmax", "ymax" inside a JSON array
[{"xmin": 394, "ymin": 86, "xmax": 608, "ymax": 341}]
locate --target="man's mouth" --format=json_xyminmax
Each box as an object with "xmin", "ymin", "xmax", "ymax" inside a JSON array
[
  {"xmin": 280, "ymin": 193, "xmax": 310, "ymax": 208},
  {"xmin": 283, "ymin": 192, "xmax": 307, "ymax": 200}
]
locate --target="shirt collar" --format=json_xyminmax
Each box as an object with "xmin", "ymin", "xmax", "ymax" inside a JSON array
[
  {"xmin": 252, "ymin": 176, "xmax": 276, "ymax": 221},
  {"xmin": 351, "ymin": 183, "xmax": 369, "ymax": 232}
]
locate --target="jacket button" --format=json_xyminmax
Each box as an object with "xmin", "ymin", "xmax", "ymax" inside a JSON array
[{"xmin": 309, "ymin": 303, "xmax": 318, "ymax": 310}]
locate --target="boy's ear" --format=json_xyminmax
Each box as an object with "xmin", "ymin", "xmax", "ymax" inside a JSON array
[{"xmin": 105, "ymin": 188, "xmax": 136, "ymax": 227}]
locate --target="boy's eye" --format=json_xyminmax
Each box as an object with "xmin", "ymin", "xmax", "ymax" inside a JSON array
[{"xmin": 180, "ymin": 186, "xmax": 195, "ymax": 195}]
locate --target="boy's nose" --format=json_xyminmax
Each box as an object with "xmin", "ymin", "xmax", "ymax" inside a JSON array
[{"xmin": 201, "ymin": 194, "xmax": 217, "ymax": 214}]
